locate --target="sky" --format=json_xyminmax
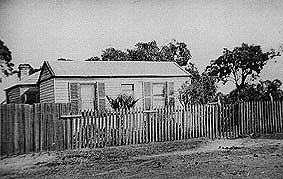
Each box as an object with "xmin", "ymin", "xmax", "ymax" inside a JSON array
[{"xmin": 0, "ymin": 0, "xmax": 283, "ymax": 101}]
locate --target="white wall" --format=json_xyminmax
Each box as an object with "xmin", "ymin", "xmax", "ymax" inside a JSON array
[{"xmin": 53, "ymin": 76, "xmax": 189, "ymax": 108}]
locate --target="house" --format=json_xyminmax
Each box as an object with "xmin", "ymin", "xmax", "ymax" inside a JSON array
[
  {"xmin": 5, "ymin": 64, "xmax": 40, "ymax": 104},
  {"xmin": 38, "ymin": 60, "xmax": 190, "ymax": 110}
]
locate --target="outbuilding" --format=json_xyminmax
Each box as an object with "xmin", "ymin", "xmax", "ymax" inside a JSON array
[{"xmin": 5, "ymin": 64, "xmax": 40, "ymax": 104}]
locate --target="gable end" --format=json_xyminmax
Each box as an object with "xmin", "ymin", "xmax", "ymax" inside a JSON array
[{"xmin": 38, "ymin": 61, "xmax": 54, "ymax": 82}]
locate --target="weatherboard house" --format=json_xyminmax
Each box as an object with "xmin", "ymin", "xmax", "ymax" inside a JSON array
[{"xmin": 6, "ymin": 60, "xmax": 190, "ymax": 110}]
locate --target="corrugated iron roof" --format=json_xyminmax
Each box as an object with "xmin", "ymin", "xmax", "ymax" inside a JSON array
[
  {"xmin": 4, "ymin": 71, "xmax": 40, "ymax": 91},
  {"xmin": 46, "ymin": 60, "xmax": 190, "ymax": 77}
]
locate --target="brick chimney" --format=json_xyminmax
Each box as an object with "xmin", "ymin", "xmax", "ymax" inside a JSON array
[{"xmin": 18, "ymin": 64, "xmax": 32, "ymax": 81}]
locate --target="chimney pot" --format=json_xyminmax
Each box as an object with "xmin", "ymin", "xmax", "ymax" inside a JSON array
[{"xmin": 18, "ymin": 64, "xmax": 32, "ymax": 81}]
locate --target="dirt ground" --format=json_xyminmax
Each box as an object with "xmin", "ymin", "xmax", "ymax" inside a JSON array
[{"xmin": 1, "ymin": 134, "xmax": 283, "ymax": 179}]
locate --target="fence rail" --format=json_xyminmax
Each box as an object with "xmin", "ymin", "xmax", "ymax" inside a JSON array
[{"xmin": 1, "ymin": 100, "xmax": 283, "ymax": 156}]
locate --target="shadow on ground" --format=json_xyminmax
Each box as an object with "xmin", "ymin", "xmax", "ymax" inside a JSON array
[{"xmin": 1, "ymin": 134, "xmax": 283, "ymax": 178}]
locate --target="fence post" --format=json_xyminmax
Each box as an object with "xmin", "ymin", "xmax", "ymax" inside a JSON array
[{"xmin": 0, "ymin": 105, "xmax": 1, "ymax": 156}]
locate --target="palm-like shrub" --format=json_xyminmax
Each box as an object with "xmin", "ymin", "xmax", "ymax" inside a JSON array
[{"xmin": 106, "ymin": 94, "xmax": 139, "ymax": 111}]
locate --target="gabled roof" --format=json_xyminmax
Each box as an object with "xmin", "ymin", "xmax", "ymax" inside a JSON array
[
  {"xmin": 42, "ymin": 60, "xmax": 190, "ymax": 78},
  {"xmin": 4, "ymin": 71, "xmax": 40, "ymax": 91}
]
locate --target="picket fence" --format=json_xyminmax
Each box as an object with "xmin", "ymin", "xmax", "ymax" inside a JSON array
[{"xmin": 1, "ymin": 100, "xmax": 283, "ymax": 156}]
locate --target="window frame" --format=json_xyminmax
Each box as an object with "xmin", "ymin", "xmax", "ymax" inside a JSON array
[
  {"xmin": 80, "ymin": 83, "xmax": 96, "ymax": 111},
  {"xmin": 121, "ymin": 83, "xmax": 135, "ymax": 97},
  {"xmin": 152, "ymin": 82, "xmax": 166, "ymax": 107}
]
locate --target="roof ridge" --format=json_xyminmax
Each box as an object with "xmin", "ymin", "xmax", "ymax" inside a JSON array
[
  {"xmin": 45, "ymin": 60, "xmax": 190, "ymax": 78},
  {"xmin": 47, "ymin": 60, "xmax": 176, "ymax": 63}
]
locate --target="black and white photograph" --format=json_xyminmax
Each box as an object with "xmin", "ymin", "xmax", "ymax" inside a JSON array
[{"xmin": 0, "ymin": 0, "xmax": 283, "ymax": 178}]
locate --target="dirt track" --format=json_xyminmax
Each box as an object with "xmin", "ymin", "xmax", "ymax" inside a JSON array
[{"xmin": 1, "ymin": 134, "xmax": 283, "ymax": 178}]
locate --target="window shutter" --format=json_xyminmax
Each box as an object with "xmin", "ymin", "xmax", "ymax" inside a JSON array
[
  {"xmin": 97, "ymin": 82, "xmax": 106, "ymax": 112},
  {"xmin": 164, "ymin": 82, "xmax": 168, "ymax": 106},
  {"xmin": 143, "ymin": 82, "xmax": 152, "ymax": 110},
  {"xmin": 166, "ymin": 82, "xmax": 175, "ymax": 107},
  {"xmin": 94, "ymin": 83, "xmax": 98, "ymax": 110},
  {"xmin": 69, "ymin": 83, "xmax": 81, "ymax": 109},
  {"xmin": 6, "ymin": 94, "xmax": 9, "ymax": 103}
]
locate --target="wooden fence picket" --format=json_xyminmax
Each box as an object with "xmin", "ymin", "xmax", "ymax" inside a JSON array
[
  {"xmin": 255, "ymin": 101, "xmax": 259, "ymax": 134},
  {"xmin": 269, "ymin": 101, "xmax": 273, "ymax": 133},
  {"xmin": 262, "ymin": 101, "xmax": 266, "ymax": 134},
  {"xmin": 260, "ymin": 101, "xmax": 264, "ymax": 134},
  {"xmin": 0, "ymin": 104, "xmax": 1, "ymax": 156},
  {"xmin": 186, "ymin": 106, "xmax": 189, "ymax": 139},
  {"xmin": 266, "ymin": 101, "xmax": 269, "ymax": 134},
  {"xmin": 1, "ymin": 101, "xmax": 283, "ymax": 156},
  {"xmin": 7, "ymin": 105, "xmax": 11, "ymax": 154},
  {"xmin": 279, "ymin": 101, "xmax": 283, "ymax": 133},
  {"xmin": 0, "ymin": 104, "xmax": 2, "ymax": 156},
  {"xmin": 3, "ymin": 105, "xmax": 7, "ymax": 155},
  {"xmin": 276, "ymin": 101, "xmax": 279, "ymax": 133},
  {"xmin": 165, "ymin": 108, "xmax": 169, "ymax": 141},
  {"xmin": 246, "ymin": 102, "xmax": 250, "ymax": 135},
  {"xmin": 280, "ymin": 101, "xmax": 283, "ymax": 133}
]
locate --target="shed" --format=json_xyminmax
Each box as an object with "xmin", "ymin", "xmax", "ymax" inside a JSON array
[
  {"xmin": 5, "ymin": 71, "xmax": 40, "ymax": 104},
  {"xmin": 38, "ymin": 60, "xmax": 190, "ymax": 110}
]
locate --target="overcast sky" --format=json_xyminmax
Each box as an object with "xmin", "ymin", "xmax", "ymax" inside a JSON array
[{"xmin": 0, "ymin": 0, "xmax": 282, "ymax": 101}]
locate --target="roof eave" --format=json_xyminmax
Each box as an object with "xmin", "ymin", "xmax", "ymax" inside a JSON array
[
  {"xmin": 4, "ymin": 83, "xmax": 38, "ymax": 91},
  {"xmin": 53, "ymin": 75, "xmax": 190, "ymax": 78}
]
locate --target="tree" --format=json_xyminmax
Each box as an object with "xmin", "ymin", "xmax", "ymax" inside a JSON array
[
  {"xmin": 223, "ymin": 79, "xmax": 283, "ymax": 103},
  {"xmin": 101, "ymin": 47, "xmax": 129, "ymax": 61},
  {"xmin": 93, "ymin": 40, "xmax": 191, "ymax": 66},
  {"xmin": 85, "ymin": 56, "xmax": 100, "ymax": 61},
  {"xmin": 254, "ymin": 79, "xmax": 283, "ymax": 100},
  {"xmin": 205, "ymin": 43, "xmax": 280, "ymax": 89},
  {"xmin": 127, "ymin": 41, "xmax": 163, "ymax": 62},
  {"xmin": 178, "ymin": 63, "xmax": 217, "ymax": 106},
  {"xmin": 0, "ymin": 40, "xmax": 16, "ymax": 78},
  {"xmin": 127, "ymin": 40, "xmax": 191, "ymax": 66},
  {"xmin": 160, "ymin": 40, "xmax": 191, "ymax": 66},
  {"xmin": 184, "ymin": 62, "xmax": 201, "ymax": 81}
]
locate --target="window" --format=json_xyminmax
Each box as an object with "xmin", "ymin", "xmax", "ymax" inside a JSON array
[
  {"xmin": 121, "ymin": 84, "xmax": 134, "ymax": 96},
  {"xmin": 80, "ymin": 84, "xmax": 95, "ymax": 110},
  {"xmin": 69, "ymin": 82, "xmax": 106, "ymax": 111},
  {"xmin": 143, "ymin": 81, "xmax": 175, "ymax": 110},
  {"xmin": 152, "ymin": 83, "xmax": 166, "ymax": 107}
]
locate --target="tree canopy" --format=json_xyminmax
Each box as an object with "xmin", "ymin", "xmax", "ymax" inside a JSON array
[
  {"xmin": 184, "ymin": 62, "xmax": 201, "ymax": 81},
  {"xmin": 101, "ymin": 48, "xmax": 129, "ymax": 61},
  {"xmin": 161, "ymin": 40, "xmax": 191, "ymax": 66},
  {"xmin": 0, "ymin": 40, "xmax": 16, "ymax": 78},
  {"xmin": 178, "ymin": 63, "xmax": 217, "ymax": 106},
  {"xmin": 217, "ymin": 79, "xmax": 283, "ymax": 103},
  {"xmin": 86, "ymin": 40, "xmax": 191, "ymax": 66},
  {"xmin": 85, "ymin": 56, "xmax": 100, "ymax": 61},
  {"xmin": 205, "ymin": 43, "xmax": 280, "ymax": 89},
  {"xmin": 127, "ymin": 41, "xmax": 163, "ymax": 62}
]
